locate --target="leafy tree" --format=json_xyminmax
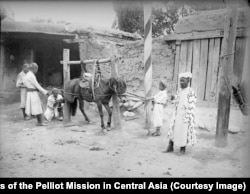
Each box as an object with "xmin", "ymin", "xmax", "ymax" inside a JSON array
[
  {"xmin": 113, "ymin": 1, "xmax": 144, "ymax": 36},
  {"xmin": 113, "ymin": 0, "xmax": 228, "ymax": 38},
  {"xmin": 0, "ymin": 6, "xmax": 14, "ymax": 21}
]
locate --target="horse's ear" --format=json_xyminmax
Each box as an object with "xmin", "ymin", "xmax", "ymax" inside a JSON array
[{"xmin": 109, "ymin": 77, "xmax": 117, "ymax": 86}]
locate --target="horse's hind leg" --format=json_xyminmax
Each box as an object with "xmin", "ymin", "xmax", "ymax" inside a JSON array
[
  {"xmin": 103, "ymin": 103, "xmax": 112, "ymax": 130},
  {"xmin": 79, "ymin": 100, "xmax": 90, "ymax": 123},
  {"xmin": 97, "ymin": 102, "xmax": 105, "ymax": 130}
]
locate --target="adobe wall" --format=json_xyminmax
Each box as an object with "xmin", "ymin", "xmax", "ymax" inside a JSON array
[{"xmin": 79, "ymin": 34, "xmax": 176, "ymax": 97}]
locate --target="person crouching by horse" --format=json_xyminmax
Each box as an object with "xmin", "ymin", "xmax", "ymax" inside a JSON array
[
  {"xmin": 16, "ymin": 63, "xmax": 31, "ymax": 120},
  {"xmin": 44, "ymin": 88, "xmax": 64, "ymax": 121},
  {"xmin": 145, "ymin": 81, "xmax": 168, "ymax": 137},
  {"xmin": 25, "ymin": 63, "xmax": 49, "ymax": 126}
]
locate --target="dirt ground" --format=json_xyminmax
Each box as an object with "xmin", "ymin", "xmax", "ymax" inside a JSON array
[{"xmin": 0, "ymin": 100, "xmax": 250, "ymax": 178}]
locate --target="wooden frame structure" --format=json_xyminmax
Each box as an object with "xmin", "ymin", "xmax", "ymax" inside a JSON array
[
  {"xmin": 60, "ymin": 49, "xmax": 121, "ymax": 130},
  {"xmin": 164, "ymin": 10, "xmax": 248, "ymax": 104}
]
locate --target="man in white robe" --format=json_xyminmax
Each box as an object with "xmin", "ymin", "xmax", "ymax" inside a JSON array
[
  {"xmin": 24, "ymin": 63, "xmax": 49, "ymax": 126},
  {"xmin": 16, "ymin": 63, "xmax": 30, "ymax": 120},
  {"xmin": 164, "ymin": 72, "xmax": 197, "ymax": 155}
]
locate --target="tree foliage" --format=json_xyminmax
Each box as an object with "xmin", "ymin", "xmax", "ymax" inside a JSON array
[{"xmin": 113, "ymin": 0, "xmax": 228, "ymax": 38}]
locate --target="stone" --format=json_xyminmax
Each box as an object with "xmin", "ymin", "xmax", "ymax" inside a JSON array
[{"xmin": 228, "ymin": 126, "xmax": 241, "ymax": 134}]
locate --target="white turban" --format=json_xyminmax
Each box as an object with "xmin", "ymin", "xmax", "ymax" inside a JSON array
[{"xmin": 179, "ymin": 72, "xmax": 192, "ymax": 79}]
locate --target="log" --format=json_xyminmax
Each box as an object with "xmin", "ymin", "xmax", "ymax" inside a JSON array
[
  {"xmin": 111, "ymin": 57, "xmax": 121, "ymax": 130},
  {"xmin": 60, "ymin": 58, "xmax": 111, "ymax": 65},
  {"xmin": 215, "ymin": 1, "xmax": 238, "ymax": 147},
  {"xmin": 164, "ymin": 28, "xmax": 245, "ymax": 41}
]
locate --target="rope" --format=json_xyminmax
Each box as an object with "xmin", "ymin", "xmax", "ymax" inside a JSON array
[
  {"xmin": 63, "ymin": 90, "xmax": 112, "ymax": 98},
  {"xmin": 123, "ymin": 92, "xmax": 145, "ymax": 99}
]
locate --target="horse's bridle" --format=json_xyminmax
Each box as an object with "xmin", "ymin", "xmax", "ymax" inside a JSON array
[{"xmin": 108, "ymin": 78, "xmax": 124, "ymax": 101}]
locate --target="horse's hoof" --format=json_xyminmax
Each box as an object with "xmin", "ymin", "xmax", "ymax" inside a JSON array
[
  {"xmin": 85, "ymin": 120, "xmax": 91, "ymax": 124},
  {"xmin": 106, "ymin": 127, "xmax": 111, "ymax": 131}
]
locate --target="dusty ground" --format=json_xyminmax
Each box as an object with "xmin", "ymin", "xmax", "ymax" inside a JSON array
[{"xmin": 0, "ymin": 100, "xmax": 250, "ymax": 177}]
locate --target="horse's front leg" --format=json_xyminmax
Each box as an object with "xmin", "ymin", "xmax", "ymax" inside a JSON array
[
  {"xmin": 79, "ymin": 100, "xmax": 90, "ymax": 124},
  {"xmin": 103, "ymin": 103, "xmax": 112, "ymax": 130},
  {"xmin": 97, "ymin": 102, "xmax": 105, "ymax": 130}
]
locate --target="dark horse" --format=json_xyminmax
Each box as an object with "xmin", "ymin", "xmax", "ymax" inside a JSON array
[{"xmin": 63, "ymin": 77, "xmax": 126, "ymax": 130}]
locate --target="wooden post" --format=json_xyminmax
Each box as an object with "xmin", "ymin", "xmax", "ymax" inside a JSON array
[
  {"xmin": 63, "ymin": 49, "xmax": 70, "ymax": 85},
  {"xmin": 144, "ymin": 2, "xmax": 153, "ymax": 131},
  {"xmin": 63, "ymin": 49, "xmax": 71, "ymax": 123},
  {"xmin": 111, "ymin": 56, "xmax": 121, "ymax": 130},
  {"xmin": 240, "ymin": 26, "xmax": 250, "ymax": 115},
  {"xmin": 61, "ymin": 47, "xmax": 112, "ymax": 124},
  {"xmin": 0, "ymin": 43, "xmax": 4, "ymax": 90},
  {"xmin": 215, "ymin": 1, "xmax": 238, "ymax": 147}
]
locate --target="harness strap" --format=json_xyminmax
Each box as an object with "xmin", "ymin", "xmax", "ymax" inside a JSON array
[{"xmin": 92, "ymin": 60, "xmax": 97, "ymax": 100}]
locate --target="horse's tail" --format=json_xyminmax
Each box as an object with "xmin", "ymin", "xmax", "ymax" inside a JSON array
[{"xmin": 71, "ymin": 98, "xmax": 78, "ymax": 116}]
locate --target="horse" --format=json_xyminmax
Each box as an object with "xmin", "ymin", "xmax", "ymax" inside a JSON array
[{"xmin": 63, "ymin": 77, "xmax": 127, "ymax": 131}]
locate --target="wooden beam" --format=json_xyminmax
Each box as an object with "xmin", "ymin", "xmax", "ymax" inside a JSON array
[
  {"xmin": 163, "ymin": 28, "xmax": 245, "ymax": 42},
  {"xmin": 215, "ymin": 1, "xmax": 238, "ymax": 147},
  {"xmin": 111, "ymin": 57, "xmax": 121, "ymax": 130},
  {"xmin": 63, "ymin": 39, "xmax": 87, "ymax": 44},
  {"xmin": 60, "ymin": 58, "xmax": 111, "ymax": 65}
]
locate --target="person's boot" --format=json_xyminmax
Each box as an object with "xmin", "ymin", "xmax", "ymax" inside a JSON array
[
  {"xmin": 152, "ymin": 127, "xmax": 161, "ymax": 136},
  {"xmin": 178, "ymin": 146, "xmax": 186, "ymax": 155},
  {"xmin": 36, "ymin": 114, "xmax": 47, "ymax": 126},
  {"xmin": 21, "ymin": 108, "xmax": 30, "ymax": 120},
  {"xmin": 163, "ymin": 140, "xmax": 174, "ymax": 153}
]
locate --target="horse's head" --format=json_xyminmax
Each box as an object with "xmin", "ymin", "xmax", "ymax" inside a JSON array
[{"xmin": 109, "ymin": 77, "xmax": 127, "ymax": 95}]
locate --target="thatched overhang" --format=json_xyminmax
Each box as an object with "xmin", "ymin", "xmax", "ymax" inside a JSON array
[{"xmin": 1, "ymin": 20, "xmax": 76, "ymax": 39}]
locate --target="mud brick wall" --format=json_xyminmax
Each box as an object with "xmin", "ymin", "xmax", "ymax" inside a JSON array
[{"xmin": 79, "ymin": 34, "xmax": 176, "ymax": 96}]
